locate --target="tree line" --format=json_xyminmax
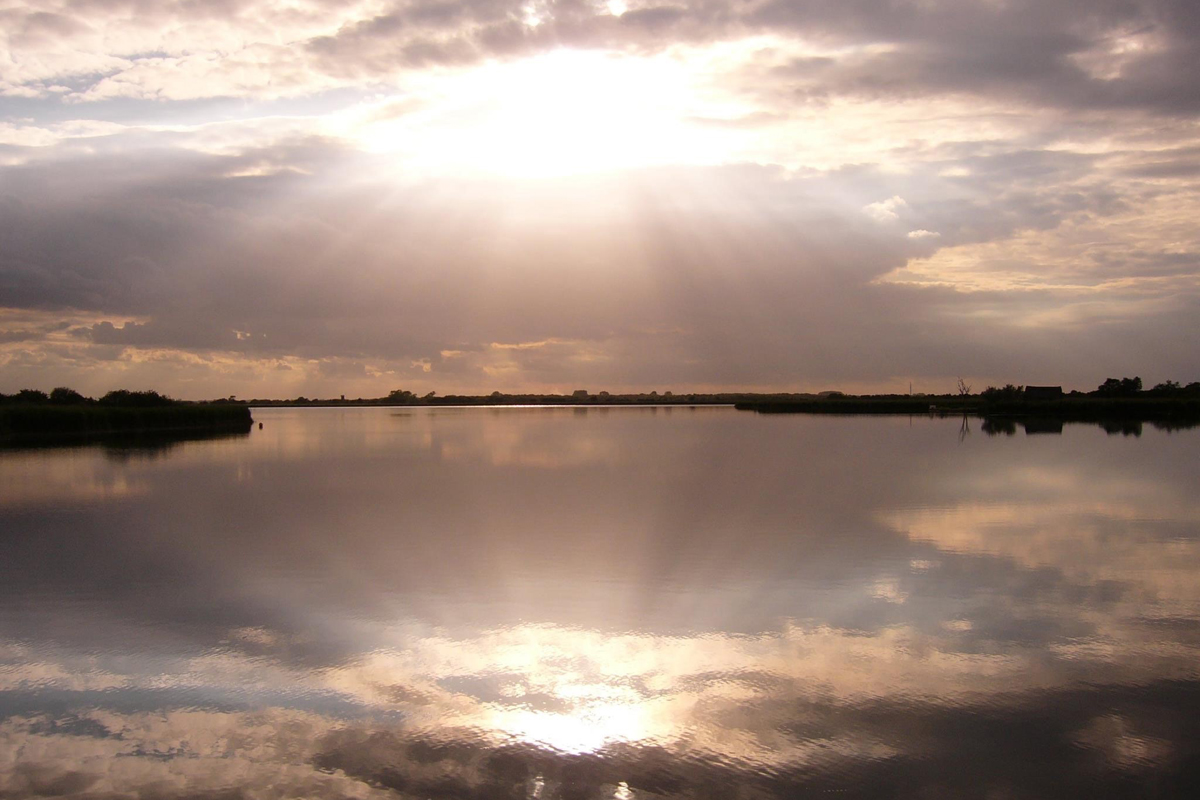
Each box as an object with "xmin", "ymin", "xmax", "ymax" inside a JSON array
[
  {"xmin": 981, "ymin": 377, "xmax": 1200, "ymax": 401},
  {"xmin": 0, "ymin": 388, "xmax": 178, "ymax": 407}
]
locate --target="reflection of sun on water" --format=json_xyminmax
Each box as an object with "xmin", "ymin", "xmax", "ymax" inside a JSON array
[
  {"xmin": 482, "ymin": 667, "xmax": 657, "ymax": 754},
  {"xmin": 493, "ymin": 700, "xmax": 650, "ymax": 754}
]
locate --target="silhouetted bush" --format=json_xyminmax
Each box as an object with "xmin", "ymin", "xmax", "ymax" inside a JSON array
[
  {"xmin": 9, "ymin": 389, "xmax": 50, "ymax": 404},
  {"xmin": 1148, "ymin": 380, "xmax": 1200, "ymax": 397},
  {"xmin": 981, "ymin": 384, "xmax": 1024, "ymax": 402},
  {"xmin": 387, "ymin": 389, "xmax": 418, "ymax": 404},
  {"xmin": 49, "ymin": 387, "xmax": 89, "ymax": 405},
  {"xmin": 1094, "ymin": 376, "xmax": 1142, "ymax": 397},
  {"xmin": 99, "ymin": 390, "xmax": 176, "ymax": 407}
]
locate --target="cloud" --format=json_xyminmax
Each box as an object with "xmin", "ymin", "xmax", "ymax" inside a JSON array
[
  {"xmin": 863, "ymin": 195, "xmax": 909, "ymax": 223},
  {"xmin": 1, "ymin": 1, "xmax": 1199, "ymax": 395},
  {"xmin": 2, "ymin": 134, "xmax": 1199, "ymax": 395},
  {"xmin": 0, "ymin": 0, "xmax": 1193, "ymax": 118}
]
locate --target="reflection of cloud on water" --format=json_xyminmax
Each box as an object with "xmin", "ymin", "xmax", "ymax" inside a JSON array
[
  {"xmin": 3, "ymin": 662, "xmax": 1199, "ymax": 797},
  {"xmin": 4, "ymin": 604, "xmax": 1200, "ymax": 793},
  {"xmin": 881, "ymin": 495, "xmax": 1200, "ymax": 613},
  {"xmin": 0, "ymin": 450, "xmax": 148, "ymax": 508},
  {"xmin": 0, "ymin": 708, "xmax": 395, "ymax": 800},
  {"xmin": 244, "ymin": 408, "xmax": 636, "ymax": 468},
  {"xmin": 435, "ymin": 416, "xmax": 623, "ymax": 469},
  {"xmin": 3, "ymin": 413, "xmax": 1200, "ymax": 795}
]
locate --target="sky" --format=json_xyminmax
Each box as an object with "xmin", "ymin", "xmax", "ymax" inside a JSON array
[{"xmin": 1, "ymin": 0, "xmax": 1199, "ymax": 399}]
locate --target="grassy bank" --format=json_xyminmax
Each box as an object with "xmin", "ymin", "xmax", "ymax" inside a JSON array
[{"xmin": 0, "ymin": 404, "xmax": 253, "ymax": 440}]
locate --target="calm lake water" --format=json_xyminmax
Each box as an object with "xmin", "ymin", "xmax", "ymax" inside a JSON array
[{"xmin": 2, "ymin": 407, "xmax": 1199, "ymax": 798}]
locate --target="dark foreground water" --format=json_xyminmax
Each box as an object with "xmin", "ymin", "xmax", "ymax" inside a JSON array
[{"xmin": 2, "ymin": 407, "xmax": 1199, "ymax": 799}]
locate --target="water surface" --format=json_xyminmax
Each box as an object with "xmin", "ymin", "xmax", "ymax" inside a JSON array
[{"xmin": 2, "ymin": 407, "xmax": 1199, "ymax": 798}]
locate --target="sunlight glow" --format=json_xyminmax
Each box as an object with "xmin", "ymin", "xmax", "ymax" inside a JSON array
[
  {"xmin": 347, "ymin": 50, "xmax": 728, "ymax": 178},
  {"xmin": 336, "ymin": 40, "xmax": 1030, "ymax": 179}
]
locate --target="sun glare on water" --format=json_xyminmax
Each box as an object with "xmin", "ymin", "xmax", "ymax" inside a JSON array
[
  {"xmin": 491, "ymin": 700, "xmax": 653, "ymax": 754},
  {"xmin": 348, "ymin": 49, "xmax": 729, "ymax": 178}
]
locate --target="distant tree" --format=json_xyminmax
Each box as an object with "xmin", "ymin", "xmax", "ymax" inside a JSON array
[
  {"xmin": 956, "ymin": 377, "xmax": 972, "ymax": 396},
  {"xmin": 1095, "ymin": 376, "xmax": 1142, "ymax": 397},
  {"xmin": 49, "ymin": 387, "xmax": 88, "ymax": 404},
  {"xmin": 99, "ymin": 389, "xmax": 175, "ymax": 407},
  {"xmin": 981, "ymin": 384, "xmax": 1024, "ymax": 402},
  {"xmin": 387, "ymin": 389, "xmax": 416, "ymax": 404},
  {"xmin": 14, "ymin": 389, "xmax": 49, "ymax": 404},
  {"xmin": 1151, "ymin": 380, "xmax": 1181, "ymax": 393}
]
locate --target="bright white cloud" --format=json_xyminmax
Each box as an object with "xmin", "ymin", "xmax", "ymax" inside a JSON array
[{"xmin": 863, "ymin": 195, "xmax": 909, "ymax": 223}]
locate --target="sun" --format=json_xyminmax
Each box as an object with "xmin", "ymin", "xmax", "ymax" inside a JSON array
[{"xmin": 346, "ymin": 49, "xmax": 724, "ymax": 178}]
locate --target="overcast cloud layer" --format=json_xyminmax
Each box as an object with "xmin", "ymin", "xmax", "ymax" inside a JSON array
[{"xmin": 2, "ymin": 0, "xmax": 1199, "ymax": 397}]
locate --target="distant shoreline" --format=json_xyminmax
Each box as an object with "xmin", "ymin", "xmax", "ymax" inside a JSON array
[
  {"xmin": 231, "ymin": 393, "xmax": 768, "ymax": 407},
  {"xmin": 734, "ymin": 395, "xmax": 1200, "ymax": 424},
  {"xmin": 6, "ymin": 384, "xmax": 1200, "ymax": 440},
  {"xmin": 233, "ymin": 391, "xmax": 1200, "ymax": 423}
]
